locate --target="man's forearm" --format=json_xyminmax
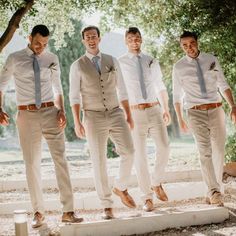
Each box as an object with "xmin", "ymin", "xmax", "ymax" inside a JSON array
[
  {"xmin": 174, "ymin": 102, "xmax": 184, "ymax": 121},
  {"xmin": 158, "ymin": 90, "xmax": 169, "ymax": 112},
  {"xmin": 71, "ymin": 104, "xmax": 82, "ymax": 125},
  {"xmin": 223, "ymin": 88, "xmax": 236, "ymax": 108},
  {"xmin": 121, "ymin": 100, "xmax": 131, "ymax": 117},
  {"xmin": 54, "ymin": 94, "xmax": 65, "ymax": 112}
]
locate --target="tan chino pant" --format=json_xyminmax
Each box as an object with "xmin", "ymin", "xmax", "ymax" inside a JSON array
[
  {"xmin": 187, "ymin": 106, "xmax": 226, "ymax": 196},
  {"xmin": 131, "ymin": 105, "xmax": 170, "ymax": 201},
  {"xmin": 16, "ymin": 106, "xmax": 74, "ymax": 214},
  {"xmin": 84, "ymin": 107, "xmax": 135, "ymax": 208}
]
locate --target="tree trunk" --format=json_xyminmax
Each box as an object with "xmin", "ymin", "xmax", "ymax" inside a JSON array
[{"xmin": 0, "ymin": 0, "xmax": 35, "ymax": 53}]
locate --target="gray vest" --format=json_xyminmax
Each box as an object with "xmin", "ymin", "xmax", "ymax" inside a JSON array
[{"xmin": 78, "ymin": 54, "xmax": 119, "ymax": 111}]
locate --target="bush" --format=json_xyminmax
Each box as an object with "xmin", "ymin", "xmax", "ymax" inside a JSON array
[
  {"xmin": 107, "ymin": 138, "xmax": 119, "ymax": 158},
  {"xmin": 225, "ymin": 133, "xmax": 236, "ymax": 163}
]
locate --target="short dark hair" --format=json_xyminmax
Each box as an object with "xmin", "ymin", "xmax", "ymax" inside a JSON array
[
  {"xmin": 125, "ymin": 27, "xmax": 142, "ymax": 37},
  {"xmin": 31, "ymin": 25, "xmax": 50, "ymax": 37},
  {"xmin": 81, "ymin": 26, "xmax": 100, "ymax": 39},
  {"xmin": 180, "ymin": 31, "xmax": 198, "ymax": 41}
]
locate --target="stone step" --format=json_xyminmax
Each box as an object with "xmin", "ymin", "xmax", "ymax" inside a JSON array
[
  {"xmin": 0, "ymin": 170, "xmax": 202, "ymax": 191},
  {"xmin": 60, "ymin": 206, "xmax": 229, "ymax": 236},
  {"xmin": 0, "ymin": 181, "xmax": 207, "ymax": 214}
]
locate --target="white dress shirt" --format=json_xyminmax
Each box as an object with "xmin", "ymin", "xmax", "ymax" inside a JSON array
[
  {"xmin": 0, "ymin": 46, "xmax": 63, "ymax": 105},
  {"xmin": 172, "ymin": 52, "xmax": 230, "ymax": 109},
  {"xmin": 69, "ymin": 51, "xmax": 128, "ymax": 106},
  {"xmin": 118, "ymin": 52, "xmax": 166, "ymax": 105}
]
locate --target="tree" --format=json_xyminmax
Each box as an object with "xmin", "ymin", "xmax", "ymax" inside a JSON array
[{"xmin": 49, "ymin": 20, "xmax": 85, "ymax": 141}]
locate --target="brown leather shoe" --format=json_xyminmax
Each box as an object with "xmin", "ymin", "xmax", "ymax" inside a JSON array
[
  {"xmin": 102, "ymin": 208, "xmax": 114, "ymax": 220},
  {"xmin": 143, "ymin": 199, "xmax": 154, "ymax": 212},
  {"xmin": 152, "ymin": 184, "xmax": 168, "ymax": 201},
  {"xmin": 209, "ymin": 191, "xmax": 224, "ymax": 206},
  {"xmin": 31, "ymin": 212, "xmax": 45, "ymax": 228},
  {"xmin": 62, "ymin": 211, "xmax": 84, "ymax": 223},
  {"xmin": 113, "ymin": 188, "xmax": 136, "ymax": 208}
]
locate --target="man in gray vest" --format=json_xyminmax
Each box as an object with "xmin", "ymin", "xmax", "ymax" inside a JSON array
[
  {"xmin": 0, "ymin": 25, "xmax": 83, "ymax": 228},
  {"xmin": 69, "ymin": 26, "xmax": 136, "ymax": 219},
  {"xmin": 172, "ymin": 31, "xmax": 236, "ymax": 206}
]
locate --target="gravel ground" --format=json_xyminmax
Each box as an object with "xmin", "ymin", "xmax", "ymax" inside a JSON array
[{"xmin": 0, "ymin": 137, "xmax": 236, "ymax": 235}]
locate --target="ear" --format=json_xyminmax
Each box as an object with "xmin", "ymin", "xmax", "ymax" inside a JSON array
[{"xmin": 28, "ymin": 35, "xmax": 32, "ymax": 44}]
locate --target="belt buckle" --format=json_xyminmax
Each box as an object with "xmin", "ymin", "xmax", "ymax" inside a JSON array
[{"xmin": 138, "ymin": 104, "xmax": 146, "ymax": 110}]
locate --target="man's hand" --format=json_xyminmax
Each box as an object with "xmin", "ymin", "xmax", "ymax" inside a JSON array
[
  {"xmin": 230, "ymin": 106, "xmax": 236, "ymax": 124},
  {"xmin": 178, "ymin": 118, "xmax": 189, "ymax": 133},
  {"xmin": 127, "ymin": 114, "xmax": 134, "ymax": 130},
  {"xmin": 57, "ymin": 110, "xmax": 67, "ymax": 129},
  {"xmin": 163, "ymin": 110, "xmax": 171, "ymax": 126},
  {"xmin": 74, "ymin": 122, "xmax": 86, "ymax": 139},
  {"xmin": 0, "ymin": 109, "xmax": 10, "ymax": 126}
]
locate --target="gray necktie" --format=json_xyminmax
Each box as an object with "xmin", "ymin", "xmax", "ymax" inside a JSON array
[
  {"xmin": 32, "ymin": 54, "xmax": 41, "ymax": 108},
  {"xmin": 194, "ymin": 58, "xmax": 207, "ymax": 98},
  {"xmin": 92, "ymin": 56, "xmax": 101, "ymax": 74},
  {"xmin": 137, "ymin": 55, "xmax": 147, "ymax": 100}
]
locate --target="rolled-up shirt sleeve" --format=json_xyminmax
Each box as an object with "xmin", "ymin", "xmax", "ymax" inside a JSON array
[
  {"xmin": 152, "ymin": 59, "xmax": 167, "ymax": 93},
  {"xmin": 0, "ymin": 54, "xmax": 15, "ymax": 91},
  {"xmin": 51, "ymin": 55, "xmax": 63, "ymax": 95},
  {"xmin": 172, "ymin": 64, "xmax": 184, "ymax": 104},
  {"xmin": 69, "ymin": 60, "xmax": 81, "ymax": 105},
  {"xmin": 214, "ymin": 57, "xmax": 230, "ymax": 93},
  {"xmin": 113, "ymin": 57, "xmax": 129, "ymax": 101}
]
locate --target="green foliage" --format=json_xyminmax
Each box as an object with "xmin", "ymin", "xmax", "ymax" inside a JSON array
[
  {"xmin": 107, "ymin": 138, "xmax": 119, "ymax": 158},
  {"xmin": 225, "ymin": 133, "xmax": 236, "ymax": 163},
  {"xmin": 49, "ymin": 20, "xmax": 85, "ymax": 141}
]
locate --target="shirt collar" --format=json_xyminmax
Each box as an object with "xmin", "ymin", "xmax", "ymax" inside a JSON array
[
  {"xmin": 186, "ymin": 51, "xmax": 203, "ymax": 62},
  {"xmin": 127, "ymin": 51, "xmax": 144, "ymax": 59},
  {"xmin": 25, "ymin": 45, "xmax": 46, "ymax": 57},
  {"xmin": 86, "ymin": 51, "xmax": 102, "ymax": 61}
]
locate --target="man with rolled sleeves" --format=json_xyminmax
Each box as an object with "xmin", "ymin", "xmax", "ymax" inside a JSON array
[
  {"xmin": 0, "ymin": 25, "xmax": 83, "ymax": 228},
  {"xmin": 172, "ymin": 31, "xmax": 236, "ymax": 206},
  {"xmin": 69, "ymin": 25, "xmax": 136, "ymax": 219},
  {"xmin": 119, "ymin": 27, "xmax": 171, "ymax": 212}
]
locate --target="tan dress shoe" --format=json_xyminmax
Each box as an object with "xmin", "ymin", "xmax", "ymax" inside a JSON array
[
  {"xmin": 31, "ymin": 212, "xmax": 45, "ymax": 228},
  {"xmin": 152, "ymin": 184, "xmax": 168, "ymax": 201},
  {"xmin": 143, "ymin": 199, "xmax": 154, "ymax": 212},
  {"xmin": 113, "ymin": 188, "xmax": 136, "ymax": 208},
  {"xmin": 62, "ymin": 211, "xmax": 84, "ymax": 223},
  {"xmin": 209, "ymin": 191, "xmax": 224, "ymax": 206},
  {"xmin": 102, "ymin": 208, "xmax": 114, "ymax": 220}
]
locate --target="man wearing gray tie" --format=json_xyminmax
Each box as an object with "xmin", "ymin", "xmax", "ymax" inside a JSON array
[
  {"xmin": 69, "ymin": 26, "xmax": 136, "ymax": 219},
  {"xmin": 0, "ymin": 25, "xmax": 83, "ymax": 228},
  {"xmin": 119, "ymin": 27, "xmax": 171, "ymax": 212},
  {"xmin": 173, "ymin": 31, "xmax": 236, "ymax": 206}
]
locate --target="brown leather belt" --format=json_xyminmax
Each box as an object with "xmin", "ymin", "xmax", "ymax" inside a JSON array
[
  {"xmin": 130, "ymin": 102, "xmax": 160, "ymax": 110},
  {"xmin": 18, "ymin": 102, "xmax": 54, "ymax": 110},
  {"xmin": 191, "ymin": 102, "xmax": 222, "ymax": 110}
]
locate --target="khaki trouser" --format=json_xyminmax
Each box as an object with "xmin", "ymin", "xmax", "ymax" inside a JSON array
[
  {"xmin": 131, "ymin": 105, "xmax": 170, "ymax": 201},
  {"xmin": 84, "ymin": 107, "xmax": 134, "ymax": 208},
  {"xmin": 187, "ymin": 107, "xmax": 226, "ymax": 197},
  {"xmin": 16, "ymin": 106, "xmax": 74, "ymax": 214}
]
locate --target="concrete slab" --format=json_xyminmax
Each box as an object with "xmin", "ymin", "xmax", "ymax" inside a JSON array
[
  {"xmin": 0, "ymin": 182, "xmax": 207, "ymax": 214},
  {"xmin": 0, "ymin": 170, "xmax": 202, "ymax": 191},
  {"xmin": 60, "ymin": 206, "xmax": 229, "ymax": 236}
]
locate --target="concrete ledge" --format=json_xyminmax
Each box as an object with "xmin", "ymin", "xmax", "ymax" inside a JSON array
[
  {"xmin": 0, "ymin": 170, "xmax": 202, "ymax": 191},
  {"xmin": 60, "ymin": 206, "xmax": 229, "ymax": 236},
  {"xmin": 0, "ymin": 182, "xmax": 207, "ymax": 214}
]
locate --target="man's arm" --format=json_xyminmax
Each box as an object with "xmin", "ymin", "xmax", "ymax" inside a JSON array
[
  {"xmin": 121, "ymin": 99, "xmax": 134, "ymax": 129},
  {"xmin": 223, "ymin": 88, "xmax": 236, "ymax": 124},
  {"xmin": 174, "ymin": 102, "xmax": 188, "ymax": 132},
  {"xmin": 158, "ymin": 90, "xmax": 171, "ymax": 126},
  {"xmin": 0, "ymin": 91, "xmax": 10, "ymax": 126},
  {"xmin": 71, "ymin": 104, "xmax": 85, "ymax": 138},
  {"xmin": 54, "ymin": 94, "xmax": 66, "ymax": 129}
]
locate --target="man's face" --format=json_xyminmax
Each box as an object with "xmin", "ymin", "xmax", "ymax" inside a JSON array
[
  {"xmin": 29, "ymin": 33, "xmax": 49, "ymax": 55},
  {"xmin": 180, "ymin": 36, "xmax": 199, "ymax": 58},
  {"xmin": 125, "ymin": 32, "xmax": 142, "ymax": 53},
  {"xmin": 82, "ymin": 29, "xmax": 101, "ymax": 54}
]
